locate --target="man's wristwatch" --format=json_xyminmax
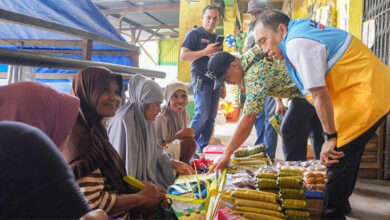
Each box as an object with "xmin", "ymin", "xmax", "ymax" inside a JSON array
[{"xmin": 323, "ymin": 131, "xmax": 337, "ymax": 141}]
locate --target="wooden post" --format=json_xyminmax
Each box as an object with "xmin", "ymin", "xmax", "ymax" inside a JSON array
[{"xmin": 82, "ymin": 38, "xmax": 92, "ymax": 60}]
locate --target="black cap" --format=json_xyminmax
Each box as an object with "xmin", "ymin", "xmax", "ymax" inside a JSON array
[
  {"xmin": 206, "ymin": 51, "xmax": 236, "ymax": 90},
  {"xmin": 247, "ymin": 0, "xmax": 267, "ymax": 13}
]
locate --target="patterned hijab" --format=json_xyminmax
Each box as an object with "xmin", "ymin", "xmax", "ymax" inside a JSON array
[
  {"xmin": 107, "ymin": 74, "xmax": 176, "ymax": 188},
  {"xmin": 156, "ymin": 81, "xmax": 189, "ymax": 141},
  {"xmin": 62, "ymin": 66, "xmax": 135, "ymax": 193},
  {"xmin": 0, "ymin": 81, "xmax": 79, "ymax": 147}
]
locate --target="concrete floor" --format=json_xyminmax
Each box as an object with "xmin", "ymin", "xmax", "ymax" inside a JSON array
[{"xmin": 213, "ymin": 122, "xmax": 390, "ymax": 220}]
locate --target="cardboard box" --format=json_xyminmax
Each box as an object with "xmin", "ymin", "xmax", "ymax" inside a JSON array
[{"xmin": 307, "ymin": 198, "xmax": 323, "ymax": 220}]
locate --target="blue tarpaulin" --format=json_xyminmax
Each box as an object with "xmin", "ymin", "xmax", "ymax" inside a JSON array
[
  {"xmin": 0, "ymin": 0, "xmax": 135, "ymax": 91},
  {"xmin": 0, "ymin": 0, "xmax": 127, "ymax": 50}
]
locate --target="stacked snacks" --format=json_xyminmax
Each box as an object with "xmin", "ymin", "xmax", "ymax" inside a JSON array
[
  {"xmin": 233, "ymin": 144, "xmax": 266, "ymax": 158},
  {"xmin": 277, "ymin": 160, "xmax": 327, "ymax": 192},
  {"xmin": 303, "ymin": 171, "xmax": 327, "ymax": 192},
  {"xmin": 222, "ymin": 188, "xmax": 285, "ymax": 220},
  {"xmin": 228, "ymin": 144, "xmax": 269, "ymax": 174},
  {"xmin": 277, "ymin": 160, "xmax": 326, "ymax": 174},
  {"xmin": 256, "ymin": 167, "xmax": 279, "ymax": 195},
  {"xmin": 277, "ymin": 168, "xmax": 310, "ymax": 220}
]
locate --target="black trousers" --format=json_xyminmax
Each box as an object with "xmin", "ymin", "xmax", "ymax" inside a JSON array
[
  {"xmin": 281, "ymin": 98, "xmax": 324, "ymax": 161},
  {"xmin": 321, "ymin": 116, "xmax": 385, "ymax": 219}
]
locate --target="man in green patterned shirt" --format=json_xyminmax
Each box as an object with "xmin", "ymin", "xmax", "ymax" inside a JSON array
[{"xmin": 207, "ymin": 46, "xmax": 303, "ymax": 174}]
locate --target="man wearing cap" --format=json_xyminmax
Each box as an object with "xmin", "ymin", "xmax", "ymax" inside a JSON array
[
  {"xmin": 207, "ymin": 46, "xmax": 304, "ymax": 168},
  {"xmin": 180, "ymin": 5, "xmax": 223, "ymax": 153},
  {"xmin": 245, "ymin": 0, "xmax": 268, "ymax": 49},
  {"xmin": 242, "ymin": 0, "xmax": 280, "ymax": 160},
  {"xmin": 253, "ymin": 10, "xmax": 390, "ymax": 218}
]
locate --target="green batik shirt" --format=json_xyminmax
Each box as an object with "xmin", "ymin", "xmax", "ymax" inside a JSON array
[{"xmin": 241, "ymin": 46, "xmax": 302, "ymax": 115}]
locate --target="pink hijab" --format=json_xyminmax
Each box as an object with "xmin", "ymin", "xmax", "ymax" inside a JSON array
[{"xmin": 0, "ymin": 81, "xmax": 79, "ymax": 147}]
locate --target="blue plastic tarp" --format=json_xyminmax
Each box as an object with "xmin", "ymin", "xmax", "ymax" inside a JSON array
[
  {"xmin": 0, "ymin": 0, "xmax": 135, "ymax": 91},
  {"xmin": 0, "ymin": 0, "xmax": 127, "ymax": 51}
]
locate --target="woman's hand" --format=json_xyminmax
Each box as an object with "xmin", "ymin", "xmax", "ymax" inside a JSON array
[
  {"xmin": 172, "ymin": 160, "xmax": 195, "ymax": 175},
  {"xmin": 207, "ymin": 153, "xmax": 230, "ymax": 177},
  {"xmin": 175, "ymin": 128, "xmax": 195, "ymax": 139},
  {"xmin": 139, "ymin": 182, "xmax": 166, "ymax": 208}
]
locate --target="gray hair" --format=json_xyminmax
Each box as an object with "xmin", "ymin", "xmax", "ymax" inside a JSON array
[{"xmin": 253, "ymin": 9, "xmax": 290, "ymax": 32}]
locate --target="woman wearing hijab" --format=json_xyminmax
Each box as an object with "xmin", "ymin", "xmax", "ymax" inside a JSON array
[
  {"xmin": 62, "ymin": 67, "xmax": 164, "ymax": 219},
  {"xmin": 0, "ymin": 81, "xmax": 80, "ymax": 148},
  {"xmin": 155, "ymin": 82, "xmax": 197, "ymax": 164},
  {"xmin": 107, "ymin": 75, "xmax": 194, "ymax": 189},
  {"xmin": 0, "ymin": 82, "xmax": 95, "ymax": 219}
]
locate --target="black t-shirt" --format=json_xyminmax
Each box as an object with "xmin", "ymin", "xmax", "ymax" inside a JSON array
[{"xmin": 182, "ymin": 26, "xmax": 218, "ymax": 84}]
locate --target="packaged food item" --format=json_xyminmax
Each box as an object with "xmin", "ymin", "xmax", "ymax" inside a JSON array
[
  {"xmin": 282, "ymin": 199, "xmax": 307, "ymax": 210},
  {"xmin": 304, "ymin": 177, "xmax": 316, "ymax": 184},
  {"xmin": 279, "ymin": 188, "xmax": 305, "ymax": 200},
  {"xmin": 232, "ymin": 206, "xmax": 285, "ymax": 218},
  {"xmin": 234, "ymin": 199, "xmax": 281, "ymax": 211},
  {"xmin": 316, "ymin": 184, "xmax": 325, "ymax": 192},
  {"xmin": 316, "ymin": 177, "xmax": 324, "ymax": 184},
  {"xmin": 285, "ymin": 209, "xmax": 310, "ymax": 220},
  {"xmin": 278, "ymin": 176, "xmax": 303, "ymax": 188},
  {"xmin": 248, "ymin": 144, "xmax": 266, "ymax": 155},
  {"xmin": 257, "ymin": 179, "xmax": 278, "ymax": 189},
  {"xmin": 303, "ymin": 171, "xmax": 315, "ymax": 178},
  {"xmin": 232, "ymin": 176, "xmax": 256, "ymax": 189},
  {"xmin": 257, "ymin": 173, "xmax": 278, "ymax": 179},
  {"xmin": 224, "ymin": 188, "xmax": 278, "ymax": 203},
  {"xmin": 234, "ymin": 148, "xmax": 250, "ymax": 158}
]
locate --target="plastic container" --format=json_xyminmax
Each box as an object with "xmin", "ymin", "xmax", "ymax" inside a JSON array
[{"xmin": 203, "ymin": 145, "xmax": 247, "ymax": 155}]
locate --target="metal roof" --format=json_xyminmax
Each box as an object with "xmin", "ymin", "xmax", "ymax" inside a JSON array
[{"xmin": 92, "ymin": 0, "xmax": 180, "ymax": 43}]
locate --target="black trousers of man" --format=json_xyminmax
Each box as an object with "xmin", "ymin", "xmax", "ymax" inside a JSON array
[
  {"xmin": 321, "ymin": 116, "xmax": 386, "ymax": 219},
  {"xmin": 281, "ymin": 98, "xmax": 324, "ymax": 161}
]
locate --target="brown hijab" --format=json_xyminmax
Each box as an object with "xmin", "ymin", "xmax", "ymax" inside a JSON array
[{"xmin": 62, "ymin": 66, "xmax": 135, "ymax": 193}]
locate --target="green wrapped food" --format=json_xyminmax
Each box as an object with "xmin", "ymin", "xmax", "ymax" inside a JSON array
[
  {"xmin": 283, "ymin": 199, "xmax": 307, "ymax": 210},
  {"xmin": 234, "ymin": 160, "xmax": 268, "ymax": 166},
  {"xmin": 234, "ymin": 148, "xmax": 250, "ymax": 157},
  {"xmin": 278, "ymin": 176, "xmax": 303, "ymax": 188},
  {"xmin": 241, "ymin": 212, "xmax": 284, "ymax": 220},
  {"xmin": 232, "ymin": 156, "xmax": 267, "ymax": 162},
  {"xmin": 234, "ymin": 198, "xmax": 281, "ymax": 210},
  {"xmin": 280, "ymin": 188, "xmax": 305, "ymax": 200},
  {"xmin": 258, "ymin": 178, "xmax": 278, "ymax": 189},
  {"xmin": 257, "ymin": 173, "xmax": 277, "ymax": 179},
  {"xmin": 285, "ymin": 209, "xmax": 310, "ymax": 220},
  {"xmin": 248, "ymin": 144, "xmax": 266, "ymax": 155},
  {"xmin": 278, "ymin": 168, "xmax": 302, "ymax": 178},
  {"xmin": 279, "ymin": 168, "xmax": 301, "ymax": 174},
  {"xmin": 278, "ymin": 173, "xmax": 302, "ymax": 178},
  {"xmin": 249, "ymin": 152, "xmax": 266, "ymax": 158},
  {"xmin": 233, "ymin": 206, "xmax": 285, "ymax": 218},
  {"xmin": 263, "ymin": 189, "xmax": 280, "ymax": 197}
]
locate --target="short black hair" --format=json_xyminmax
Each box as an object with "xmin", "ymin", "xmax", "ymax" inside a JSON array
[
  {"xmin": 202, "ymin": 5, "xmax": 219, "ymax": 16},
  {"xmin": 253, "ymin": 9, "xmax": 290, "ymax": 32}
]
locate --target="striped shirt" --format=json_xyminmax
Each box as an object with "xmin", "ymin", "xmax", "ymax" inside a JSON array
[{"xmin": 77, "ymin": 168, "xmax": 128, "ymax": 219}]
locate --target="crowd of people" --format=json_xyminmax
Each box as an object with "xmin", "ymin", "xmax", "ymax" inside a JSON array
[
  {"xmin": 1, "ymin": 1, "xmax": 389, "ymax": 219},
  {"xmin": 0, "ymin": 68, "xmax": 196, "ymax": 219}
]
